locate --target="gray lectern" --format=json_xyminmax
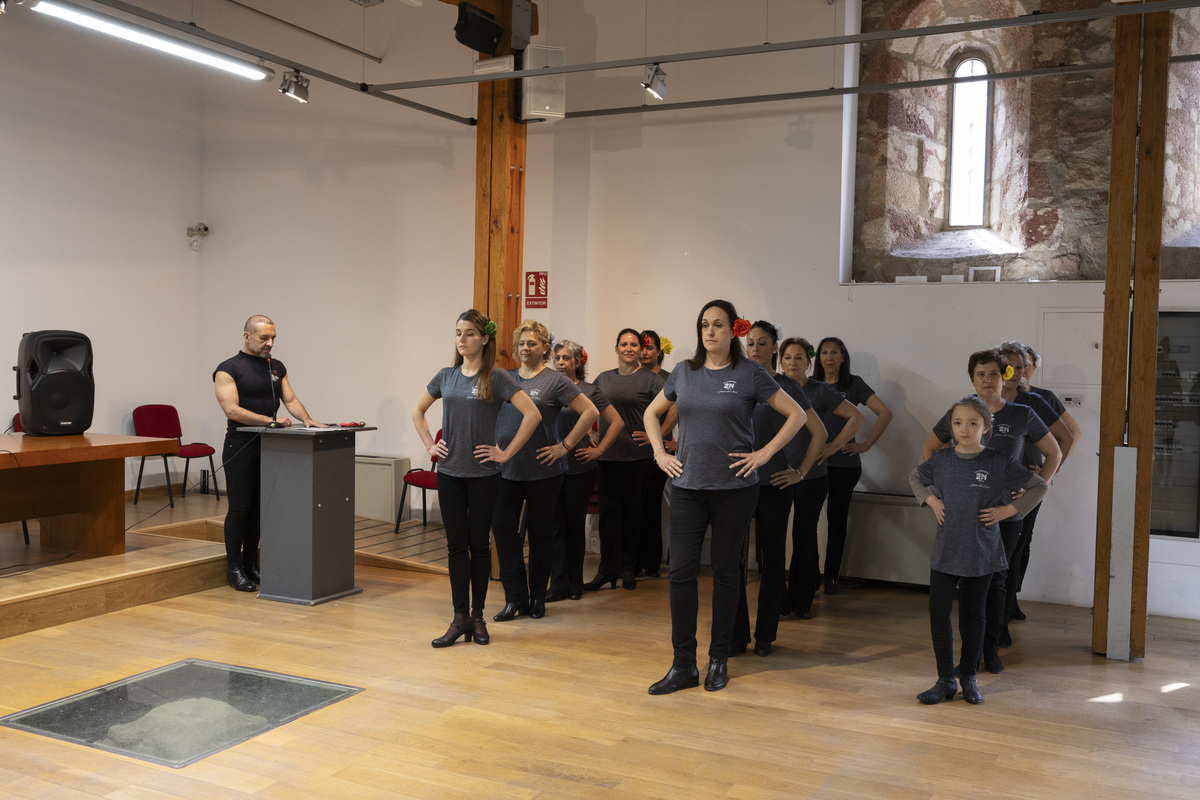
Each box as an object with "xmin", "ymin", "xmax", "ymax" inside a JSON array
[{"xmin": 239, "ymin": 426, "xmax": 376, "ymax": 605}]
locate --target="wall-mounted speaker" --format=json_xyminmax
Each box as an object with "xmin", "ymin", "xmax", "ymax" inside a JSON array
[
  {"xmin": 455, "ymin": 2, "xmax": 503, "ymax": 56},
  {"xmin": 521, "ymin": 45, "xmax": 566, "ymax": 122},
  {"xmin": 13, "ymin": 330, "xmax": 94, "ymax": 436}
]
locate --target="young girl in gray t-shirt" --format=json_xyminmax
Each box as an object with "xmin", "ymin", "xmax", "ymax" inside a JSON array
[{"xmin": 910, "ymin": 396, "xmax": 1047, "ymax": 707}]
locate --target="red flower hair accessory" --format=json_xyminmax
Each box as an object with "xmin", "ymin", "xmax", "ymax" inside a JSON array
[
  {"xmin": 732, "ymin": 318, "xmax": 752, "ymax": 337},
  {"xmin": 581, "ymin": 349, "xmax": 589, "ymax": 365},
  {"xmin": 643, "ymin": 335, "xmax": 653, "ymax": 350}
]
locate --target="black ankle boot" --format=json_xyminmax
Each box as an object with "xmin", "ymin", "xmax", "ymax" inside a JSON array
[
  {"xmin": 917, "ymin": 678, "xmax": 958, "ymax": 705},
  {"xmin": 703, "ymin": 658, "xmax": 728, "ymax": 691},
  {"xmin": 959, "ymin": 673, "xmax": 983, "ymax": 704},
  {"xmin": 227, "ymin": 565, "xmax": 255, "ymax": 592},
  {"xmin": 243, "ymin": 562, "xmax": 260, "ymax": 584},
  {"xmin": 492, "ymin": 601, "xmax": 530, "ymax": 622},
  {"xmin": 648, "ymin": 665, "xmax": 700, "ymax": 695}
]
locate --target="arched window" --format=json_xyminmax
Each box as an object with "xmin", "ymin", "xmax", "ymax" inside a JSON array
[{"xmin": 948, "ymin": 58, "xmax": 990, "ymax": 227}]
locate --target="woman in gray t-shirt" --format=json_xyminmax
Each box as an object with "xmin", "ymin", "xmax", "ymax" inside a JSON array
[
  {"xmin": 642, "ymin": 300, "xmax": 806, "ymax": 696},
  {"xmin": 412, "ymin": 309, "xmax": 541, "ymax": 649},
  {"xmin": 490, "ymin": 320, "xmax": 597, "ymax": 623}
]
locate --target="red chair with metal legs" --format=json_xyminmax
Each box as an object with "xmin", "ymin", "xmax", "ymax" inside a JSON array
[
  {"xmin": 395, "ymin": 429, "xmax": 441, "ymax": 532},
  {"xmin": 132, "ymin": 404, "xmax": 220, "ymax": 509}
]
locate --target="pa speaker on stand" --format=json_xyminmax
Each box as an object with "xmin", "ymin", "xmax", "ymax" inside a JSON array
[{"xmin": 13, "ymin": 330, "xmax": 94, "ymax": 435}]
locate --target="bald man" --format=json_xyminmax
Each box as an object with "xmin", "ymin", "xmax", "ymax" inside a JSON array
[{"xmin": 214, "ymin": 315, "xmax": 326, "ymax": 592}]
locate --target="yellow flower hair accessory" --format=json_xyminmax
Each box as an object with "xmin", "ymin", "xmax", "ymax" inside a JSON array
[
  {"xmin": 659, "ymin": 336, "xmax": 673, "ymax": 356},
  {"xmin": 1002, "ymin": 365, "xmax": 1014, "ymax": 380}
]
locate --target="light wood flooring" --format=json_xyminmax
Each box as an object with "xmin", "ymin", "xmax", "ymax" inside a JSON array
[{"xmin": 2, "ymin": 541, "xmax": 1200, "ymax": 798}]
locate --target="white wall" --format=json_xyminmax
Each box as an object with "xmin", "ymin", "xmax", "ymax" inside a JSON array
[
  {"xmin": 3, "ymin": 0, "xmax": 1198, "ymax": 619},
  {"xmin": 0, "ymin": 9, "xmax": 205, "ymax": 491}
]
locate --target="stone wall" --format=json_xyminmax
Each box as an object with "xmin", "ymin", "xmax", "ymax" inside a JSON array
[
  {"xmin": 1163, "ymin": 9, "xmax": 1200, "ymax": 278},
  {"xmin": 852, "ymin": 0, "xmax": 1117, "ymax": 282}
]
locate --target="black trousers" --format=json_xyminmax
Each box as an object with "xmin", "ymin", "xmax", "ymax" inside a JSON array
[
  {"xmin": 668, "ymin": 485, "xmax": 759, "ymax": 666},
  {"xmin": 787, "ymin": 476, "xmax": 830, "ymax": 613},
  {"xmin": 823, "ymin": 464, "xmax": 862, "ymax": 582},
  {"xmin": 638, "ymin": 465, "xmax": 669, "ymax": 574},
  {"xmin": 596, "ymin": 459, "xmax": 654, "ymax": 579},
  {"xmin": 1012, "ymin": 502, "xmax": 1042, "ymax": 597},
  {"xmin": 221, "ymin": 431, "xmax": 261, "ymax": 567},
  {"xmin": 437, "ymin": 472, "xmax": 500, "ymax": 614},
  {"xmin": 492, "ymin": 474, "xmax": 564, "ymax": 606},
  {"xmin": 551, "ymin": 470, "xmax": 596, "ymax": 595},
  {"xmin": 750, "ymin": 481, "xmax": 794, "ymax": 644},
  {"xmin": 981, "ymin": 518, "xmax": 1024, "ymax": 656},
  {"xmin": 929, "ymin": 568, "xmax": 990, "ymax": 680}
]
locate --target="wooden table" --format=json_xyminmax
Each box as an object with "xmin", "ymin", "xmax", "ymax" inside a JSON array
[{"xmin": 0, "ymin": 433, "xmax": 178, "ymax": 555}]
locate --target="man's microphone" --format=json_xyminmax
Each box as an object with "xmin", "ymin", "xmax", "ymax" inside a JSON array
[{"xmin": 266, "ymin": 354, "xmax": 280, "ymax": 429}]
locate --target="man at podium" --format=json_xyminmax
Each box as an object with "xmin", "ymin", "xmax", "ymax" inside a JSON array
[{"xmin": 214, "ymin": 315, "xmax": 327, "ymax": 592}]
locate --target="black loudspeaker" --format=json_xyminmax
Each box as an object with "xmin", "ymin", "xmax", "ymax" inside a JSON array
[
  {"xmin": 455, "ymin": 2, "xmax": 502, "ymax": 56},
  {"xmin": 13, "ymin": 330, "xmax": 94, "ymax": 436}
]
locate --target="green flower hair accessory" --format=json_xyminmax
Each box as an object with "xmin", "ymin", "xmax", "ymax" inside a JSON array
[
  {"xmin": 1002, "ymin": 365, "xmax": 1014, "ymax": 380},
  {"xmin": 806, "ymin": 345, "xmax": 816, "ymax": 360},
  {"xmin": 659, "ymin": 336, "xmax": 673, "ymax": 356},
  {"xmin": 483, "ymin": 319, "xmax": 498, "ymax": 337}
]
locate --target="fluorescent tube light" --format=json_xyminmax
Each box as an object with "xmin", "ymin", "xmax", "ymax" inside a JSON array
[{"xmin": 21, "ymin": 0, "xmax": 275, "ymax": 81}]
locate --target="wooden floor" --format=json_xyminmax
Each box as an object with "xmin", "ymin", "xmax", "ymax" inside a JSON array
[{"xmin": 2, "ymin": 553, "xmax": 1200, "ymax": 798}]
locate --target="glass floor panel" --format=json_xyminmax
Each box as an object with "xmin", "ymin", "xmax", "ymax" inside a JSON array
[{"xmin": 0, "ymin": 659, "xmax": 362, "ymax": 768}]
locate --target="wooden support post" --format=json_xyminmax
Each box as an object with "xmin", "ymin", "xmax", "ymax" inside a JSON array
[
  {"xmin": 1126, "ymin": 10, "xmax": 1170, "ymax": 659},
  {"xmin": 471, "ymin": 3, "xmax": 527, "ymax": 369},
  {"xmin": 1093, "ymin": 11, "xmax": 1170, "ymax": 658},
  {"xmin": 1092, "ymin": 12, "xmax": 1141, "ymax": 656}
]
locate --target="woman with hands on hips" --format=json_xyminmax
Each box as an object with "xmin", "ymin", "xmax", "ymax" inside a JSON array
[
  {"xmin": 412, "ymin": 309, "xmax": 542, "ymax": 649},
  {"xmin": 643, "ymin": 300, "xmax": 806, "ymax": 696},
  {"xmin": 490, "ymin": 320, "xmax": 598, "ymax": 623}
]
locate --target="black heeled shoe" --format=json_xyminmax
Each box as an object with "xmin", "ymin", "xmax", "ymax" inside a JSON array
[
  {"xmin": 703, "ymin": 658, "xmax": 728, "ymax": 692},
  {"xmin": 622, "ymin": 571, "xmax": 636, "ymax": 590},
  {"xmin": 529, "ymin": 598, "xmax": 546, "ymax": 619},
  {"xmin": 648, "ymin": 665, "xmax": 700, "ymax": 695},
  {"xmin": 583, "ymin": 574, "xmax": 617, "ymax": 591},
  {"xmin": 243, "ymin": 562, "xmax": 261, "ymax": 584},
  {"xmin": 492, "ymin": 601, "xmax": 530, "ymax": 622},
  {"xmin": 431, "ymin": 617, "xmax": 473, "ymax": 648},
  {"xmin": 825, "ymin": 577, "xmax": 839, "ymax": 595},
  {"xmin": 544, "ymin": 590, "xmax": 568, "ymax": 603},
  {"xmin": 917, "ymin": 678, "xmax": 958, "ymax": 704},
  {"xmin": 227, "ymin": 565, "xmax": 256, "ymax": 592},
  {"xmin": 754, "ymin": 640, "xmax": 772, "ymax": 657},
  {"xmin": 470, "ymin": 612, "xmax": 490, "ymax": 645},
  {"xmin": 958, "ymin": 672, "xmax": 983, "ymax": 704},
  {"xmin": 568, "ymin": 591, "xmax": 582, "ymax": 601},
  {"xmin": 999, "ymin": 624, "xmax": 1013, "ymax": 648},
  {"xmin": 731, "ymin": 641, "xmax": 748, "ymax": 655},
  {"xmin": 982, "ymin": 650, "xmax": 1005, "ymax": 674},
  {"xmin": 1012, "ymin": 601, "xmax": 1027, "ymax": 621}
]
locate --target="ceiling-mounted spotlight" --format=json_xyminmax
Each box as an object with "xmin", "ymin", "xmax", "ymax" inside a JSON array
[
  {"xmin": 642, "ymin": 64, "xmax": 666, "ymax": 101},
  {"xmin": 17, "ymin": 0, "xmax": 275, "ymax": 81},
  {"xmin": 278, "ymin": 70, "xmax": 310, "ymax": 103}
]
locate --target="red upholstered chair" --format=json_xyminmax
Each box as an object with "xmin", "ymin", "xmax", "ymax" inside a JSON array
[
  {"xmin": 132, "ymin": 404, "xmax": 220, "ymax": 509},
  {"xmin": 395, "ymin": 429, "xmax": 441, "ymax": 533},
  {"xmin": 11, "ymin": 414, "xmax": 29, "ymax": 544}
]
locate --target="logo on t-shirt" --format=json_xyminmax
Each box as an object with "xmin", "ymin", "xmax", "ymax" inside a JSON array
[
  {"xmin": 971, "ymin": 469, "xmax": 992, "ymax": 488},
  {"xmin": 529, "ymin": 388, "xmax": 541, "ymax": 399},
  {"xmin": 720, "ymin": 380, "xmax": 738, "ymax": 394},
  {"xmin": 995, "ymin": 423, "xmax": 1011, "ymax": 436},
  {"xmin": 269, "ymin": 370, "xmax": 280, "ymax": 383},
  {"xmin": 470, "ymin": 384, "xmax": 479, "ymax": 398}
]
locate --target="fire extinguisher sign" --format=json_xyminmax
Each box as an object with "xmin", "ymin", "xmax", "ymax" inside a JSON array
[{"xmin": 525, "ymin": 271, "xmax": 548, "ymax": 309}]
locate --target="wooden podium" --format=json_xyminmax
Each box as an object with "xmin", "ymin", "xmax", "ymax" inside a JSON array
[
  {"xmin": 239, "ymin": 426, "xmax": 375, "ymax": 605},
  {"xmin": 0, "ymin": 433, "xmax": 178, "ymax": 555}
]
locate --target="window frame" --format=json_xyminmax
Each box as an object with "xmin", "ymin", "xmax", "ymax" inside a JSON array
[{"xmin": 946, "ymin": 54, "xmax": 995, "ymax": 230}]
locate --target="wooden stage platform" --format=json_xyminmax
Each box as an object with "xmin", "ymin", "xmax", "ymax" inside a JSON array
[{"xmin": 0, "ymin": 488, "xmax": 450, "ymax": 640}]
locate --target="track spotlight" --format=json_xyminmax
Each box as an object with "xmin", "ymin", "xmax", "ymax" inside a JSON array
[
  {"xmin": 642, "ymin": 64, "xmax": 666, "ymax": 101},
  {"xmin": 278, "ymin": 70, "xmax": 310, "ymax": 103},
  {"xmin": 18, "ymin": 1, "xmax": 275, "ymax": 81}
]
